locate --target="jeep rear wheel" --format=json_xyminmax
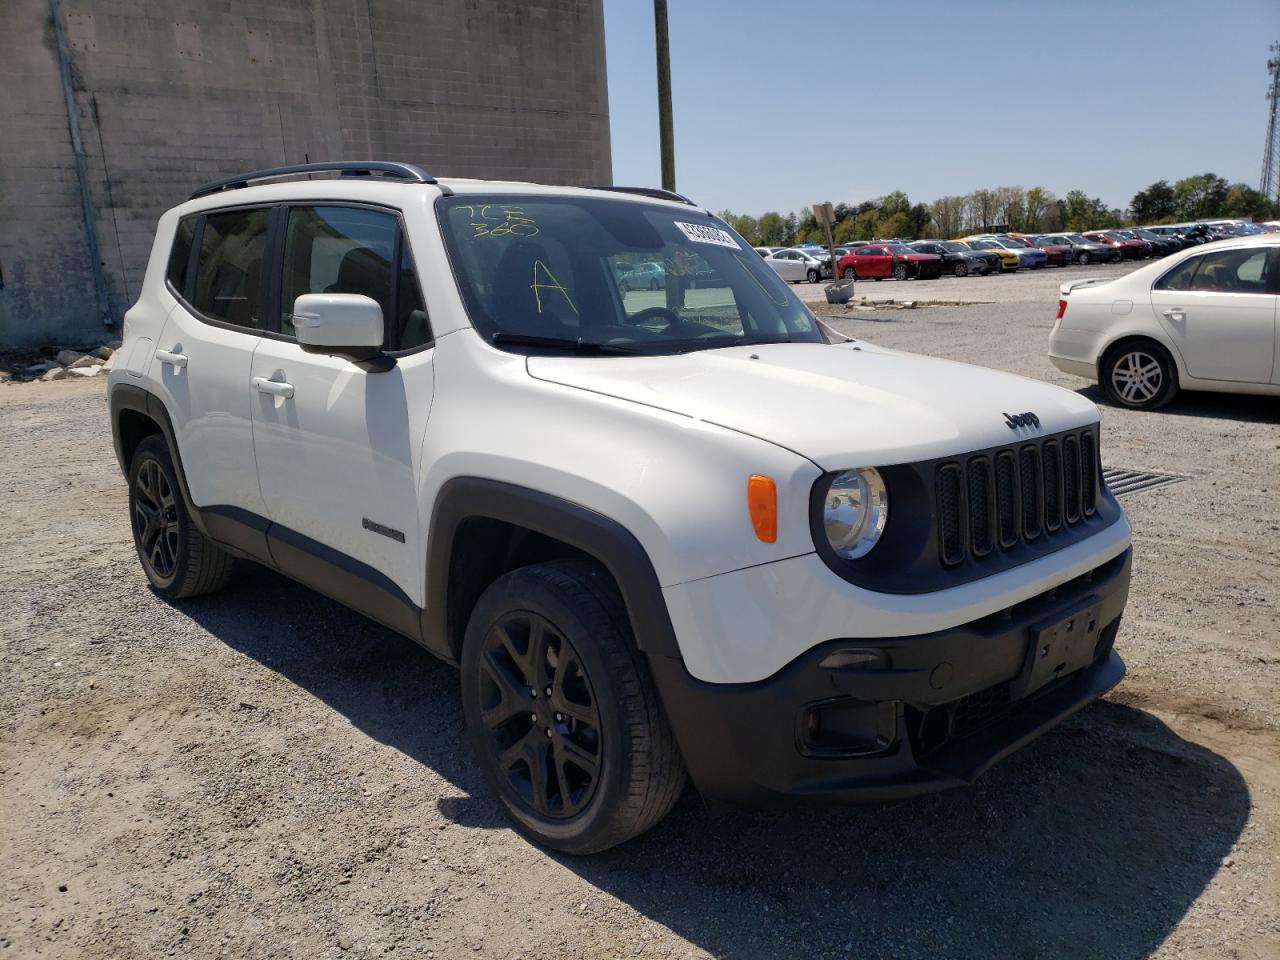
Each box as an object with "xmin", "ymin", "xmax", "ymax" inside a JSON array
[
  {"xmin": 461, "ymin": 560, "xmax": 686, "ymax": 854},
  {"xmin": 128, "ymin": 434, "xmax": 234, "ymax": 598}
]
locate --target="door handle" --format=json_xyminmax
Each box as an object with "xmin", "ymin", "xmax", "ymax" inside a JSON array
[
  {"xmin": 1162, "ymin": 308, "xmax": 1185, "ymax": 321},
  {"xmin": 155, "ymin": 349, "xmax": 188, "ymax": 369},
  {"xmin": 252, "ymin": 376, "xmax": 294, "ymax": 399}
]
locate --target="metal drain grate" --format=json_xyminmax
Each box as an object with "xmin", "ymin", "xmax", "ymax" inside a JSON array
[{"xmin": 1102, "ymin": 468, "xmax": 1189, "ymax": 499}]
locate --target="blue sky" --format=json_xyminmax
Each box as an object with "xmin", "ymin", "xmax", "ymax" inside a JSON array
[{"xmin": 603, "ymin": 0, "xmax": 1279, "ymax": 215}]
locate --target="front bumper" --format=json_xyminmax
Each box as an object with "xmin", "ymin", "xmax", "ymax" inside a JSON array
[{"xmin": 650, "ymin": 548, "xmax": 1130, "ymax": 804}]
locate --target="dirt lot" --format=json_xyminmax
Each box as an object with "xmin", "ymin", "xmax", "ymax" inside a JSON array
[{"xmin": 2, "ymin": 284, "xmax": 1279, "ymax": 959}]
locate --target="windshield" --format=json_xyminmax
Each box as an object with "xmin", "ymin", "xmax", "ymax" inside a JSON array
[
  {"xmin": 885, "ymin": 243, "xmax": 914, "ymax": 254},
  {"xmin": 1067, "ymin": 234, "xmax": 1089, "ymax": 243},
  {"xmin": 437, "ymin": 196, "xmax": 822, "ymax": 354},
  {"xmin": 939, "ymin": 241, "xmax": 966, "ymax": 253},
  {"xmin": 1110, "ymin": 230, "xmax": 1136, "ymax": 240},
  {"xmin": 1001, "ymin": 237, "xmax": 1030, "ymax": 248}
]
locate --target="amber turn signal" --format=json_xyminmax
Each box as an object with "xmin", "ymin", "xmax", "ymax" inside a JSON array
[{"xmin": 747, "ymin": 474, "xmax": 778, "ymax": 543}]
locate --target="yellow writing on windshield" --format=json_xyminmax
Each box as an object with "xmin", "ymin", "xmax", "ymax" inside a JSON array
[
  {"xmin": 531, "ymin": 260, "xmax": 578, "ymax": 315},
  {"xmin": 458, "ymin": 204, "xmax": 540, "ymax": 239}
]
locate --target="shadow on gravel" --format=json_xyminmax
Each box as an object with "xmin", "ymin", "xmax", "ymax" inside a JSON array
[
  {"xmin": 1080, "ymin": 383, "xmax": 1280, "ymax": 423},
  {"xmin": 183, "ymin": 572, "xmax": 1249, "ymax": 960}
]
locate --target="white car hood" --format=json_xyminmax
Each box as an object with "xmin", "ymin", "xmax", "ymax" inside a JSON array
[{"xmin": 528, "ymin": 341, "xmax": 1099, "ymax": 470}]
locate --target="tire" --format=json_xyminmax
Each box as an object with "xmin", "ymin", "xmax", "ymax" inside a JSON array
[
  {"xmin": 841, "ymin": 266, "xmax": 856, "ymax": 279},
  {"xmin": 1101, "ymin": 340, "xmax": 1179, "ymax": 410},
  {"xmin": 460, "ymin": 560, "xmax": 687, "ymax": 854},
  {"xmin": 893, "ymin": 262, "xmax": 909, "ymax": 281},
  {"xmin": 953, "ymin": 261, "xmax": 968, "ymax": 277},
  {"xmin": 648, "ymin": 278, "xmax": 658, "ymax": 291},
  {"xmin": 806, "ymin": 268, "xmax": 820, "ymax": 284},
  {"xmin": 128, "ymin": 434, "xmax": 234, "ymax": 599}
]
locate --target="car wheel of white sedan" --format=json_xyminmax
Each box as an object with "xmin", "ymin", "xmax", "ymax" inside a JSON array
[{"xmin": 1102, "ymin": 342, "xmax": 1178, "ymax": 410}]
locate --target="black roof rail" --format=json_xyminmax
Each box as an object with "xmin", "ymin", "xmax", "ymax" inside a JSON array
[
  {"xmin": 190, "ymin": 161, "xmax": 438, "ymax": 200},
  {"xmin": 590, "ymin": 185, "xmax": 697, "ymax": 206}
]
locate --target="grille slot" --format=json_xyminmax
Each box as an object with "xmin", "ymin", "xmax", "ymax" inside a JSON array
[
  {"xmin": 1081, "ymin": 432, "xmax": 1097, "ymax": 515},
  {"xmin": 1042, "ymin": 441, "xmax": 1062, "ymax": 532},
  {"xmin": 935, "ymin": 427, "xmax": 1100, "ymax": 568},
  {"xmin": 967, "ymin": 458, "xmax": 995, "ymax": 557},
  {"xmin": 994, "ymin": 451, "xmax": 1019, "ymax": 549},
  {"xmin": 1063, "ymin": 434, "xmax": 1081, "ymax": 523},
  {"xmin": 1019, "ymin": 446, "xmax": 1042, "ymax": 541},
  {"xmin": 936, "ymin": 464, "xmax": 965, "ymax": 566}
]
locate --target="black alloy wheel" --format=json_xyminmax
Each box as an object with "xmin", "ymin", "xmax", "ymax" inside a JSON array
[
  {"xmin": 841, "ymin": 266, "xmax": 856, "ymax": 279},
  {"xmin": 127, "ymin": 434, "xmax": 234, "ymax": 598},
  {"xmin": 953, "ymin": 260, "xmax": 968, "ymax": 277},
  {"xmin": 1077, "ymin": 251, "xmax": 1090, "ymax": 264},
  {"xmin": 133, "ymin": 457, "xmax": 180, "ymax": 582},
  {"xmin": 475, "ymin": 610, "xmax": 603, "ymax": 820},
  {"xmin": 893, "ymin": 262, "xmax": 909, "ymax": 281}
]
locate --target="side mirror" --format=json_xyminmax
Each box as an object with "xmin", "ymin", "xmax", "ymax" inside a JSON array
[{"xmin": 292, "ymin": 293, "xmax": 385, "ymax": 365}]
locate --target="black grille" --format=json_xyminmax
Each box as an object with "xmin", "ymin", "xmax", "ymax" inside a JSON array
[
  {"xmin": 937, "ymin": 464, "xmax": 965, "ymax": 566},
  {"xmin": 936, "ymin": 428, "xmax": 1100, "ymax": 567},
  {"xmin": 950, "ymin": 681, "xmax": 1012, "ymax": 739}
]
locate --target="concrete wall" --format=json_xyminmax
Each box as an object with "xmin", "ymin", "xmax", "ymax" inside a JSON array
[{"xmin": 0, "ymin": 0, "xmax": 611, "ymax": 351}]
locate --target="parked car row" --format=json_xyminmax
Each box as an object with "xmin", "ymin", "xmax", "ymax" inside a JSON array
[{"xmin": 755, "ymin": 221, "xmax": 1279, "ymax": 284}]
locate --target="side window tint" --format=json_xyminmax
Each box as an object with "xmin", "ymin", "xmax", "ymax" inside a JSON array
[
  {"xmin": 396, "ymin": 243, "xmax": 431, "ymax": 350},
  {"xmin": 1155, "ymin": 256, "xmax": 1199, "ymax": 291},
  {"xmin": 1187, "ymin": 249, "xmax": 1269, "ymax": 293},
  {"xmin": 192, "ymin": 209, "xmax": 271, "ymax": 327},
  {"xmin": 166, "ymin": 217, "xmax": 196, "ymax": 295},
  {"xmin": 281, "ymin": 206, "xmax": 398, "ymax": 339}
]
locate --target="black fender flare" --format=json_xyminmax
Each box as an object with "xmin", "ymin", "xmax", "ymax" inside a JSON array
[
  {"xmin": 421, "ymin": 477, "xmax": 682, "ymax": 664},
  {"xmin": 108, "ymin": 383, "xmax": 211, "ymax": 538}
]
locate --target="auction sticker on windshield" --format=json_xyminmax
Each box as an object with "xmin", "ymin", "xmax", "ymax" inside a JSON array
[{"xmin": 675, "ymin": 221, "xmax": 741, "ymax": 249}]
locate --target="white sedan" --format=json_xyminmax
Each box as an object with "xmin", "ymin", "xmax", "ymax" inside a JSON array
[
  {"xmin": 1049, "ymin": 234, "xmax": 1280, "ymax": 409},
  {"xmin": 762, "ymin": 247, "xmax": 831, "ymax": 284}
]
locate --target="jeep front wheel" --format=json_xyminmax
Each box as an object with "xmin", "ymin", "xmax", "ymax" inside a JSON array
[
  {"xmin": 461, "ymin": 560, "xmax": 686, "ymax": 854},
  {"xmin": 128, "ymin": 434, "xmax": 234, "ymax": 598}
]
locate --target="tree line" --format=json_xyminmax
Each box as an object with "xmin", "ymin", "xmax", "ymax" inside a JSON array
[{"xmin": 719, "ymin": 173, "xmax": 1280, "ymax": 249}]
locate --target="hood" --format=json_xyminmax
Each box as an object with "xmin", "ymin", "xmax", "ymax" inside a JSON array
[{"xmin": 527, "ymin": 342, "xmax": 1099, "ymax": 470}]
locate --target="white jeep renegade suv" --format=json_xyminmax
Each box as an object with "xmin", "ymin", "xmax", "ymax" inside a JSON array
[{"xmin": 108, "ymin": 162, "xmax": 1133, "ymax": 853}]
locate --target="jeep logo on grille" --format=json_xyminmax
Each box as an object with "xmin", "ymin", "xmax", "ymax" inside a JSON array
[{"xmin": 1003, "ymin": 411, "xmax": 1041, "ymax": 430}]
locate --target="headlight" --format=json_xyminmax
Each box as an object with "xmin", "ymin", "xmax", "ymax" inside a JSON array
[{"xmin": 822, "ymin": 468, "xmax": 888, "ymax": 559}]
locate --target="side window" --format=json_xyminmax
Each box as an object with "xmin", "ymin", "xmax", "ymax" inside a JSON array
[
  {"xmin": 1187, "ymin": 248, "xmax": 1269, "ymax": 294},
  {"xmin": 166, "ymin": 216, "xmax": 196, "ymax": 296},
  {"xmin": 1155, "ymin": 256, "xmax": 1200, "ymax": 292},
  {"xmin": 192, "ymin": 208, "xmax": 271, "ymax": 327},
  {"xmin": 280, "ymin": 206, "xmax": 398, "ymax": 341},
  {"xmin": 396, "ymin": 243, "xmax": 431, "ymax": 350}
]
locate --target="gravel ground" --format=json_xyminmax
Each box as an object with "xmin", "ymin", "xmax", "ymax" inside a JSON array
[{"xmin": 2, "ymin": 284, "xmax": 1279, "ymax": 959}]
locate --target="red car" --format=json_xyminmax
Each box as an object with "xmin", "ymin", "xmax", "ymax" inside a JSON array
[
  {"xmin": 1082, "ymin": 230, "xmax": 1147, "ymax": 260},
  {"xmin": 837, "ymin": 243, "xmax": 942, "ymax": 280},
  {"xmin": 1018, "ymin": 234, "xmax": 1072, "ymax": 267}
]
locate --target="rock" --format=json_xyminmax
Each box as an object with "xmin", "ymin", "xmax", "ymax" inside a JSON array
[
  {"xmin": 106, "ymin": 339, "xmax": 123, "ymax": 351},
  {"xmin": 23, "ymin": 361, "xmax": 58, "ymax": 376},
  {"xmin": 102, "ymin": 353, "xmax": 117, "ymax": 372},
  {"xmin": 56, "ymin": 349, "xmax": 86, "ymax": 366},
  {"xmin": 338, "ymin": 935, "xmax": 353, "ymax": 951},
  {"xmin": 69, "ymin": 354, "xmax": 105, "ymax": 369},
  {"xmin": 68, "ymin": 364, "xmax": 103, "ymax": 378},
  {"xmin": 92, "ymin": 345, "xmax": 114, "ymax": 360},
  {"xmin": 41, "ymin": 367, "xmax": 68, "ymax": 382}
]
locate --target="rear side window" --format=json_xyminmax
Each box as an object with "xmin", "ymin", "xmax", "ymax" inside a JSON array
[
  {"xmin": 166, "ymin": 217, "xmax": 196, "ymax": 295},
  {"xmin": 1159, "ymin": 248, "xmax": 1271, "ymax": 294},
  {"xmin": 192, "ymin": 208, "xmax": 271, "ymax": 328}
]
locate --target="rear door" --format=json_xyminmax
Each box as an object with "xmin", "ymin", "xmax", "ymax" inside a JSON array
[
  {"xmin": 151, "ymin": 206, "xmax": 269, "ymax": 516},
  {"xmin": 249, "ymin": 203, "xmax": 436, "ymax": 611},
  {"xmin": 1149, "ymin": 246, "xmax": 1277, "ymax": 384}
]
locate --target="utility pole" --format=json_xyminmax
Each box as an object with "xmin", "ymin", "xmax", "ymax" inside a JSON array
[
  {"xmin": 654, "ymin": 0, "xmax": 675, "ymax": 192},
  {"xmin": 1263, "ymin": 42, "xmax": 1280, "ymax": 202}
]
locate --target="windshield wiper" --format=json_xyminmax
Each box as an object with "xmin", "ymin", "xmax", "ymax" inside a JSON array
[{"xmin": 490, "ymin": 333, "xmax": 645, "ymax": 355}]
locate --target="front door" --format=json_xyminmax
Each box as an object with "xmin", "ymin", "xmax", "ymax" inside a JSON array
[
  {"xmin": 1149, "ymin": 246, "xmax": 1278, "ymax": 384},
  {"xmin": 249, "ymin": 204, "xmax": 436, "ymax": 612}
]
